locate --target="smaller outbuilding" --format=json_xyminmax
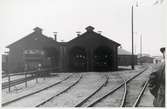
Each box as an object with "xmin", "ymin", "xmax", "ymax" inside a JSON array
[
  {"xmin": 138, "ymin": 56, "xmax": 154, "ymax": 64},
  {"xmin": 118, "ymin": 48, "xmax": 137, "ymax": 66}
]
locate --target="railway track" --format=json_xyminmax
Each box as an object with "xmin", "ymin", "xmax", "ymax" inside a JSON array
[
  {"xmin": 74, "ymin": 71, "xmax": 129, "ymax": 107},
  {"xmin": 133, "ymin": 63, "xmax": 165, "ymax": 107},
  {"xmin": 36, "ymin": 74, "xmax": 83, "ymax": 107},
  {"xmin": 121, "ymin": 65, "xmax": 152, "ymax": 107},
  {"xmin": 2, "ymin": 74, "xmax": 73, "ymax": 107},
  {"xmin": 3, "ymin": 64, "xmax": 156, "ymax": 107},
  {"xmin": 132, "ymin": 80, "xmax": 149, "ymax": 107},
  {"xmin": 120, "ymin": 80, "xmax": 149, "ymax": 107},
  {"xmin": 75, "ymin": 75, "xmax": 109, "ymax": 107},
  {"xmin": 73, "ymin": 66, "xmax": 148, "ymax": 107}
]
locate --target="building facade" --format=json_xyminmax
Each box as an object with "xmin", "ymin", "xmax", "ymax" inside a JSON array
[
  {"xmin": 5, "ymin": 26, "xmax": 133, "ymax": 73},
  {"xmin": 138, "ymin": 56, "xmax": 154, "ymax": 64},
  {"xmin": 118, "ymin": 48, "xmax": 137, "ymax": 66},
  {"xmin": 6, "ymin": 27, "xmax": 60, "ymax": 73}
]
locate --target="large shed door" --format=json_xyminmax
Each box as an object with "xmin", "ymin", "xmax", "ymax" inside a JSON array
[
  {"xmin": 69, "ymin": 47, "xmax": 87, "ymax": 72},
  {"xmin": 93, "ymin": 46, "xmax": 113, "ymax": 71}
]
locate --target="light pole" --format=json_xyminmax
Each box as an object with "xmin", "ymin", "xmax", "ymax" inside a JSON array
[
  {"xmin": 140, "ymin": 34, "xmax": 142, "ymax": 65},
  {"xmin": 131, "ymin": 5, "xmax": 134, "ymax": 70}
]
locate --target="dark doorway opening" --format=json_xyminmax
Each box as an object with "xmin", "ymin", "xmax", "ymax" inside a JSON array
[
  {"xmin": 93, "ymin": 46, "xmax": 113, "ymax": 71},
  {"xmin": 69, "ymin": 47, "xmax": 87, "ymax": 72}
]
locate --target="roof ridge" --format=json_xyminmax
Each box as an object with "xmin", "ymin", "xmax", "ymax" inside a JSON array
[{"xmin": 6, "ymin": 31, "xmax": 51, "ymax": 48}]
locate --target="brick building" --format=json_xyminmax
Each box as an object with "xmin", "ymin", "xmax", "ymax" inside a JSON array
[{"xmin": 5, "ymin": 26, "xmax": 125, "ymax": 73}]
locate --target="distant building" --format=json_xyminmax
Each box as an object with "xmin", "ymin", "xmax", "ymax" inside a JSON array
[
  {"xmin": 6, "ymin": 26, "xmax": 122, "ymax": 73},
  {"xmin": 118, "ymin": 48, "xmax": 137, "ymax": 66},
  {"xmin": 152, "ymin": 56, "xmax": 163, "ymax": 64},
  {"xmin": 138, "ymin": 56, "xmax": 154, "ymax": 64},
  {"xmin": 137, "ymin": 53, "xmax": 151, "ymax": 58}
]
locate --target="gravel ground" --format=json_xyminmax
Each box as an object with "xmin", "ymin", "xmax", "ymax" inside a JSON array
[
  {"xmin": 80, "ymin": 72, "xmax": 123, "ymax": 107},
  {"xmin": 94, "ymin": 87, "xmax": 125, "ymax": 107},
  {"xmin": 2, "ymin": 65, "xmax": 156, "ymax": 107},
  {"xmin": 2, "ymin": 73, "xmax": 71, "ymax": 104},
  {"xmin": 124, "ymin": 65, "xmax": 153, "ymax": 107},
  {"xmin": 42, "ymin": 72, "xmax": 105, "ymax": 107},
  {"xmin": 138, "ymin": 87, "xmax": 154, "ymax": 107},
  {"xmin": 84, "ymin": 69, "xmax": 143, "ymax": 107},
  {"xmin": 5, "ymin": 74, "xmax": 80, "ymax": 107},
  {"xmin": 138, "ymin": 64, "xmax": 161, "ymax": 107}
]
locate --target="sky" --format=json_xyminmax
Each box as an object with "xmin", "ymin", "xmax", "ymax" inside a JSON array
[{"xmin": 0, "ymin": 0, "xmax": 166, "ymax": 56}]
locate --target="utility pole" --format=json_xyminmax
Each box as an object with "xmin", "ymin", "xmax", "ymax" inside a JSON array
[
  {"xmin": 131, "ymin": 5, "xmax": 134, "ymax": 70},
  {"xmin": 140, "ymin": 34, "xmax": 142, "ymax": 57},
  {"xmin": 140, "ymin": 34, "xmax": 142, "ymax": 65}
]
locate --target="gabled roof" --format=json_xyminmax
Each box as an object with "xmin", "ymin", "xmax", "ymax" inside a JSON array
[
  {"xmin": 68, "ymin": 26, "xmax": 120, "ymax": 46},
  {"xmin": 6, "ymin": 27, "xmax": 59, "ymax": 48},
  {"xmin": 118, "ymin": 48, "xmax": 131, "ymax": 55},
  {"xmin": 139, "ymin": 56, "xmax": 154, "ymax": 59}
]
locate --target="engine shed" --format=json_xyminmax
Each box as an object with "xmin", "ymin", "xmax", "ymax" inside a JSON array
[
  {"xmin": 5, "ymin": 26, "xmax": 120, "ymax": 73},
  {"xmin": 62, "ymin": 26, "xmax": 120, "ymax": 72}
]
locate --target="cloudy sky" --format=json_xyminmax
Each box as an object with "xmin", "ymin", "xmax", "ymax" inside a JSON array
[{"xmin": 0, "ymin": 0, "xmax": 166, "ymax": 56}]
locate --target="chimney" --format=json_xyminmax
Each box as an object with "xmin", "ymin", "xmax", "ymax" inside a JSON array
[
  {"xmin": 33, "ymin": 27, "xmax": 42, "ymax": 34},
  {"xmin": 53, "ymin": 32, "xmax": 57, "ymax": 41},
  {"xmin": 76, "ymin": 31, "xmax": 81, "ymax": 37},
  {"xmin": 85, "ymin": 26, "xmax": 95, "ymax": 32}
]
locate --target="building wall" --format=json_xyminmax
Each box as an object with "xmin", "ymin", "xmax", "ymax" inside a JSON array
[
  {"xmin": 7, "ymin": 42, "xmax": 119, "ymax": 73},
  {"xmin": 2, "ymin": 54, "xmax": 7, "ymax": 72},
  {"xmin": 6, "ymin": 27, "xmax": 120, "ymax": 73},
  {"xmin": 138, "ymin": 56, "xmax": 153, "ymax": 63},
  {"xmin": 8, "ymin": 46, "xmax": 24, "ymax": 73},
  {"xmin": 7, "ymin": 44, "xmax": 119, "ymax": 73},
  {"xmin": 8, "ymin": 46, "xmax": 62, "ymax": 73},
  {"xmin": 6, "ymin": 28, "xmax": 62, "ymax": 73},
  {"xmin": 64, "ymin": 41, "xmax": 119, "ymax": 72},
  {"xmin": 118, "ymin": 55, "xmax": 137, "ymax": 66}
]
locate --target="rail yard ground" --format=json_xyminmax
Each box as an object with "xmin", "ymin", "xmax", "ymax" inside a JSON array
[{"xmin": 2, "ymin": 64, "xmax": 159, "ymax": 107}]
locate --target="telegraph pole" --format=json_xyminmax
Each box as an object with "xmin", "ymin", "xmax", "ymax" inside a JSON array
[
  {"xmin": 140, "ymin": 34, "xmax": 142, "ymax": 57},
  {"xmin": 140, "ymin": 34, "xmax": 142, "ymax": 65},
  {"xmin": 131, "ymin": 5, "xmax": 134, "ymax": 70}
]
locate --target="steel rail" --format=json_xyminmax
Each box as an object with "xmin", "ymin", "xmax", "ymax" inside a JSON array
[
  {"xmin": 36, "ymin": 74, "xmax": 83, "ymax": 107},
  {"xmin": 74, "ymin": 75, "xmax": 109, "ymax": 107},
  {"xmin": 133, "ymin": 63, "xmax": 165, "ymax": 107},
  {"xmin": 122, "ymin": 64, "xmax": 152, "ymax": 107},
  {"xmin": 87, "ymin": 67, "xmax": 148, "ymax": 107},
  {"xmin": 132, "ymin": 80, "xmax": 149, "ymax": 107},
  {"xmin": 2, "ymin": 74, "xmax": 72, "ymax": 107},
  {"xmin": 117, "ymin": 70, "xmax": 128, "ymax": 107},
  {"xmin": 120, "ymin": 80, "xmax": 127, "ymax": 107}
]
